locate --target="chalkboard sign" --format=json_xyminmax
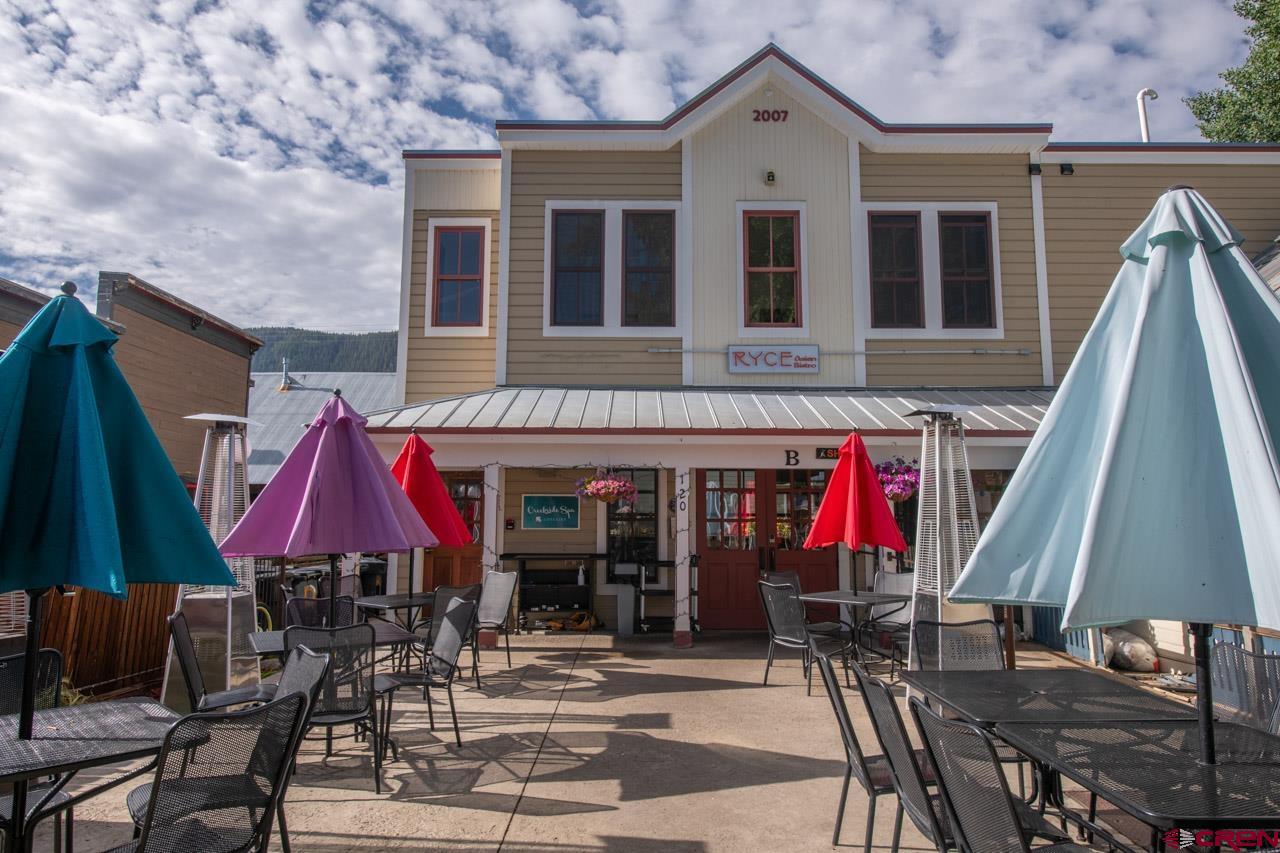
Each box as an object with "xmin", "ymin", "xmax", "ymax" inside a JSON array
[{"xmin": 521, "ymin": 494, "xmax": 580, "ymax": 530}]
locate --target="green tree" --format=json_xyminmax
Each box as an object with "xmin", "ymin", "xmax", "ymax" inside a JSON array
[{"xmin": 1186, "ymin": 0, "xmax": 1280, "ymax": 142}]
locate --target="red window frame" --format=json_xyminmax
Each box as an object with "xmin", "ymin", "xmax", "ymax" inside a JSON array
[
  {"xmin": 551, "ymin": 209, "xmax": 605, "ymax": 327},
  {"xmin": 431, "ymin": 226, "xmax": 485, "ymax": 327},
  {"xmin": 868, "ymin": 211, "xmax": 925, "ymax": 329},
  {"xmin": 621, "ymin": 210, "xmax": 676, "ymax": 327},
  {"xmin": 939, "ymin": 211, "xmax": 996, "ymax": 329},
  {"xmin": 742, "ymin": 210, "xmax": 802, "ymax": 328}
]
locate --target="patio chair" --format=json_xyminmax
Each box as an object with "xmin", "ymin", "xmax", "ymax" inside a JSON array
[
  {"xmin": 758, "ymin": 580, "xmax": 853, "ymax": 695},
  {"xmin": 0, "ymin": 649, "xmax": 73, "ymax": 853},
  {"xmin": 283, "ymin": 595, "xmax": 355, "ymax": 629},
  {"xmin": 376, "ymin": 594, "xmax": 479, "ymax": 748},
  {"xmin": 126, "ymin": 646, "xmax": 330, "ymax": 853},
  {"xmin": 319, "ymin": 573, "xmax": 364, "ymax": 599},
  {"xmin": 1210, "ymin": 641, "xmax": 1280, "ymax": 732},
  {"xmin": 814, "ymin": 652, "xmax": 900, "ymax": 852},
  {"xmin": 106, "ymin": 693, "xmax": 309, "ymax": 853},
  {"xmin": 855, "ymin": 570, "xmax": 914, "ymax": 674},
  {"xmin": 420, "ymin": 583, "xmax": 480, "ymax": 657},
  {"xmin": 909, "ymin": 697, "xmax": 1115, "ymax": 853},
  {"xmin": 283, "ymin": 623, "xmax": 387, "ymax": 794},
  {"xmin": 168, "ymin": 611, "xmax": 277, "ymax": 711},
  {"xmin": 911, "ymin": 618, "xmax": 1004, "ymax": 672},
  {"xmin": 764, "ymin": 570, "xmax": 841, "ymax": 637},
  {"xmin": 473, "ymin": 571, "xmax": 519, "ymax": 677}
]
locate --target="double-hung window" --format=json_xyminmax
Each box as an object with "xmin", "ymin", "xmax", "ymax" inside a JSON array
[
  {"xmin": 743, "ymin": 210, "xmax": 801, "ymax": 327},
  {"xmin": 622, "ymin": 211, "xmax": 675, "ymax": 326},
  {"xmin": 551, "ymin": 211, "xmax": 604, "ymax": 326},
  {"xmin": 432, "ymin": 227, "xmax": 485, "ymax": 326},
  {"xmin": 869, "ymin": 213, "xmax": 923, "ymax": 329},
  {"xmin": 939, "ymin": 212, "xmax": 995, "ymax": 329}
]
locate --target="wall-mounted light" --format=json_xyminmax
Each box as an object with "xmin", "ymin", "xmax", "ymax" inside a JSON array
[
  {"xmin": 764, "ymin": 170, "xmax": 776, "ymax": 185},
  {"xmin": 1027, "ymin": 163, "xmax": 1042, "ymax": 176},
  {"xmin": 190, "ymin": 315, "xmax": 205, "ymax": 330},
  {"xmin": 1059, "ymin": 163, "xmax": 1075, "ymax": 176}
]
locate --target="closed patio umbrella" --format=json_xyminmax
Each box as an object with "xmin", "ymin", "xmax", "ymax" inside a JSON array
[
  {"xmin": 219, "ymin": 391, "xmax": 437, "ymax": 624},
  {"xmin": 0, "ymin": 282, "xmax": 235, "ymax": 741},
  {"xmin": 950, "ymin": 187, "xmax": 1280, "ymax": 762},
  {"xmin": 390, "ymin": 431, "xmax": 471, "ymax": 604},
  {"xmin": 803, "ymin": 432, "xmax": 907, "ymax": 552}
]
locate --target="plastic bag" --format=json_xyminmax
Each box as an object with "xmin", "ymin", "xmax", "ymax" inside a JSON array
[{"xmin": 1108, "ymin": 628, "xmax": 1159, "ymax": 672}]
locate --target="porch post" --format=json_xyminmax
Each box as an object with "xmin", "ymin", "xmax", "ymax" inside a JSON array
[
  {"xmin": 483, "ymin": 463, "xmax": 502, "ymax": 571},
  {"xmin": 674, "ymin": 466, "xmax": 693, "ymax": 648}
]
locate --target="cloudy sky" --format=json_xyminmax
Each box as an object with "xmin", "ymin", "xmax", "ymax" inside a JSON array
[{"xmin": 0, "ymin": 0, "xmax": 1253, "ymax": 331}]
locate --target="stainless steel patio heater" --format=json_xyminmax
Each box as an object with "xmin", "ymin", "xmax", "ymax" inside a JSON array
[
  {"xmin": 160, "ymin": 414, "xmax": 260, "ymax": 711},
  {"xmin": 907, "ymin": 406, "xmax": 989, "ymax": 668}
]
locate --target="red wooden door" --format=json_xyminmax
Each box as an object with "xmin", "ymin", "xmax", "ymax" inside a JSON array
[{"xmin": 770, "ymin": 469, "xmax": 839, "ymax": 620}]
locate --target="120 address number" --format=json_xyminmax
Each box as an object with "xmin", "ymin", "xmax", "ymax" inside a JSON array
[{"xmin": 752, "ymin": 109, "xmax": 788, "ymax": 122}]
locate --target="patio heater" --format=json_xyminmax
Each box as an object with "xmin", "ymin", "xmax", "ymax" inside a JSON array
[
  {"xmin": 161, "ymin": 414, "xmax": 261, "ymax": 711},
  {"xmin": 906, "ymin": 406, "xmax": 990, "ymax": 668}
]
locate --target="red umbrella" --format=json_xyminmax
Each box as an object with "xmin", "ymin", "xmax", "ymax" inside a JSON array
[
  {"xmin": 803, "ymin": 433, "xmax": 907, "ymax": 552},
  {"xmin": 391, "ymin": 433, "xmax": 472, "ymax": 548}
]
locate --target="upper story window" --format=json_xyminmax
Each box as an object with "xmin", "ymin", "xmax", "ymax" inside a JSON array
[
  {"xmin": 869, "ymin": 212, "xmax": 923, "ymax": 329},
  {"xmin": 433, "ymin": 227, "xmax": 485, "ymax": 326},
  {"xmin": 743, "ymin": 210, "xmax": 801, "ymax": 327},
  {"xmin": 939, "ymin": 212, "xmax": 994, "ymax": 329},
  {"xmin": 622, "ymin": 211, "xmax": 675, "ymax": 326},
  {"xmin": 551, "ymin": 210, "xmax": 604, "ymax": 326}
]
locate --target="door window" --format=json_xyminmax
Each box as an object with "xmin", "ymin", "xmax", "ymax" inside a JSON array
[
  {"xmin": 703, "ymin": 469, "xmax": 757, "ymax": 550},
  {"xmin": 446, "ymin": 475, "xmax": 484, "ymax": 543},
  {"xmin": 607, "ymin": 469, "xmax": 659, "ymax": 581},
  {"xmin": 774, "ymin": 470, "xmax": 828, "ymax": 549}
]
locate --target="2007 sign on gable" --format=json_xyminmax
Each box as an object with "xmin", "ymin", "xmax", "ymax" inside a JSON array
[{"xmin": 752, "ymin": 109, "xmax": 788, "ymax": 122}]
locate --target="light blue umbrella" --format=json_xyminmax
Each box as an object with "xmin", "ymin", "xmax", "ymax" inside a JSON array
[{"xmin": 949, "ymin": 187, "xmax": 1280, "ymax": 762}]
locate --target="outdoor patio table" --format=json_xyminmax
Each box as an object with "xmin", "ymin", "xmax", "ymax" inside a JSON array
[
  {"xmin": 899, "ymin": 669, "xmax": 1196, "ymax": 725},
  {"xmin": 797, "ymin": 590, "xmax": 912, "ymax": 607},
  {"xmin": 994, "ymin": 719, "xmax": 1280, "ymax": 849},
  {"xmin": 355, "ymin": 591, "xmax": 435, "ymax": 630},
  {"xmin": 248, "ymin": 620, "xmax": 418, "ymax": 656},
  {"xmin": 0, "ymin": 698, "xmax": 179, "ymax": 853}
]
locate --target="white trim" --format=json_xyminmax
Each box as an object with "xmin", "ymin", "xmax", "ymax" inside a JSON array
[
  {"xmin": 495, "ymin": 150, "xmax": 512, "ymax": 384},
  {"xmin": 1029, "ymin": 163, "xmax": 1055, "ymax": 385},
  {"xmin": 1040, "ymin": 149, "xmax": 1280, "ymax": 165},
  {"xmin": 404, "ymin": 157, "xmax": 502, "ymax": 172},
  {"xmin": 674, "ymin": 466, "xmax": 691, "ymax": 636},
  {"xmin": 422, "ymin": 217, "xmax": 492, "ymax": 338},
  {"xmin": 541, "ymin": 200, "xmax": 684, "ymax": 338},
  {"xmin": 848, "ymin": 138, "xmax": 867, "ymax": 385},
  {"xmin": 680, "ymin": 142, "xmax": 694, "ymax": 384},
  {"xmin": 734, "ymin": 200, "xmax": 810, "ymax": 339},
  {"xmin": 394, "ymin": 165, "xmax": 415, "ymax": 405},
  {"xmin": 858, "ymin": 201, "xmax": 1005, "ymax": 341},
  {"xmin": 483, "ymin": 464, "xmax": 501, "ymax": 570}
]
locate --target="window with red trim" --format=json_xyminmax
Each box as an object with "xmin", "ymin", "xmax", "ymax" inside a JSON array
[
  {"xmin": 622, "ymin": 211, "xmax": 674, "ymax": 326},
  {"xmin": 869, "ymin": 213, "xmax": 923, "ymax": 328},
  {"xmin": 743, "ymin": 211, "xmax": 800, "ymax": 327},
  {"xmin": 432, "ymin": 227, "xmax": 484, "ymax": 326},
  {"xmin": 551, "ymin": 211, "xmax": 604, "ymax": 326},
  {"xmin": 940, "ymin": 212, "xmax": 995, "ymax": 328}
]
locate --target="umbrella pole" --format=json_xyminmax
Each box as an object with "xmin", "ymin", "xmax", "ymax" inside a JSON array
[
  {"xmin": 1002, "ymin": 605, "xmax": 1017, "ymax": 669},
  {"xmin": 407, "ymin": 548, "xmax": 417, "ymax": 630},
  {"xmin": 1191, "ymin": 622, "xmax": 1216, "ymax": 764},
  {"xmin": 19, "ymin": 588, "xmax": 48, "ymax": 740},
  {"xmin": 328, "ymin": 553, "xmax": 339, "ymax": 626}
]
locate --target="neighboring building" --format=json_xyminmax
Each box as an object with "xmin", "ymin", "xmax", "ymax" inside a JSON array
[
  {"xmin": 1253, "ymin": 238, "xmax": 1280, "ymax": 293},
  {"xmin": 247, "ymin": 367, "xmax": 398, "ymax": 488},
  {"xmin": 379, "ymin": 44, "xmax": 1280, "ymax": 656}
]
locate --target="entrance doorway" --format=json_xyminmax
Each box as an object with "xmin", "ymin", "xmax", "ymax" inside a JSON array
[
  {"xmin": 421, "ymin": 473, "xmax": 485, "ymax": 589},
  {"xmin": 697, "ymin": 469, "xmax": 838, "ymax": 629}
]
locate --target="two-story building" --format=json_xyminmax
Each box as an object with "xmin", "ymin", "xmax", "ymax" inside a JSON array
[{"xmin": 371, "ymin": 44, "xmax": 1280, "ymax": 652}]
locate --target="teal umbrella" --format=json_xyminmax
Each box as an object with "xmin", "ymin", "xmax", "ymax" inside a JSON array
[{"xmin": 0, "ymin": 283, "xmax": 234, "ymax": 739}]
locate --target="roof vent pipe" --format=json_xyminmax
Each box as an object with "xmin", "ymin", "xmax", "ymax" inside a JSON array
[
  {"xmin": 280, "ymin": 356, "xmax": 290, "ymax": 392},
  {"xmin": 1137, "ymin": 88, "xmax": 1158, "ymax": 143}
]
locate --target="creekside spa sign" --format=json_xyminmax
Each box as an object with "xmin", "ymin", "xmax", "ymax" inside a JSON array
[
  {"xmin": 727, "ymin": 345, "xmax": 819, "ymax": 374},
  {"xmin": 521, "ymin": 494, "xmax": 580, "ymax": 530}
]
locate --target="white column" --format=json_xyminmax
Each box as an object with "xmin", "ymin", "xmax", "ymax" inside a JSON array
[
  {"xmin": 483, "ymin": 463, "xmax": 501, "ymax": 571},
  {"xmin": 674, "ymin": 466, "xmax": 692, "ymax": 646}
]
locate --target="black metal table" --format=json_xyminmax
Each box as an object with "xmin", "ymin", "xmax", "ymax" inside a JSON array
[
  {"xmin": 995, "ymin": 719, "xmax": 1280, "ymax": 845},
  {"xmin": 798, "ymin": 590, "xmax": 912, "ymax": 608},
  {"xmin": 355, "ymin": 592, "xmax": 435, "ymax": 630},
  {"xmin": 900, "ymin": 669, "xmax": 1197, "ymax": 724},
  {"xmin": 248, "ymin": 620, "xmax": 418, "ymax": 656},
  {"xmin": 0, "ymin": 699, "xmax": 179, "ymax": 852}
]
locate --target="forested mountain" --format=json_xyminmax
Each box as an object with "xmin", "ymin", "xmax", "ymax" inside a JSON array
[{"xmin": 248, "ymin": 327, "xmax": 396, "ymax": 372}]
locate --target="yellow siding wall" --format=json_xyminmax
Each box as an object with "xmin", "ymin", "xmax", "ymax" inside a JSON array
[
  {"xmin": 404, "ymin": 209, "xmax": 500, "ymax": 402},
  {"xmin": 506, "ymin": 149, "xmax": 683, "ymax": 386},
  {"xmin": 1042, "ymin": 163, "xmax": 1280, "ymax": 379},
  {"xmin": 0, "ymin": 318, "xmax": 24, "ymax": 346},
  {"xmin": 690, "ymin": 82, "xmax": 855, "ymax": 385},
  {"xmin": 413, "ymin": 168, "xmax": 500, "ymax": 210},
  {"xmin": 860, "ymin": 151, "xmax": 1043, "ymax": 386}
]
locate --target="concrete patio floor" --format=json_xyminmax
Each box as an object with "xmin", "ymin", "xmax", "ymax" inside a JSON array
[{"xmin": 58, "ymin": 632, "xmax": 1117, "ymax": 852}]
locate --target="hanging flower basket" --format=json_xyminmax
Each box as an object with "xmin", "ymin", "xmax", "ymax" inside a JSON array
[
  {"xmin": 575, "ymin": 470, "xmax": 638, "ymax": 505},
  {"xmin": 875, "ymin": 456, "xmax": 921, "ymax": 503}
]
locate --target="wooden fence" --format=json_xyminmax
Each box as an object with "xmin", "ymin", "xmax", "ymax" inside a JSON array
[{"xmin": 40, "ymin": 583, "xmax": 176, "ymax": 696}]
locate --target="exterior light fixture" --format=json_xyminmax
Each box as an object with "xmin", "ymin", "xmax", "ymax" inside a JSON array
[{"xmin": 764, "ymin": 170, "xmax": 776, "ymax": 185}]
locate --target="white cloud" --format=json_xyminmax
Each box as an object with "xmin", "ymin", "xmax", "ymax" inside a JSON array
[{"xmin": 0, "ymin": 0, "xmax": 1255, "ymax": 330}]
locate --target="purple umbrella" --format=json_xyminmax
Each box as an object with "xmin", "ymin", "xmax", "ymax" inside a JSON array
[{"xmin": 221, "ymin": 391, "xmax": 437, "ymax": 623}]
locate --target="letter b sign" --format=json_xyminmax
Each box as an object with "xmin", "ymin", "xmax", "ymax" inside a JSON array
[{"xmin": 784, "ymin": 450, "xmax": 799, "ymax": 467}]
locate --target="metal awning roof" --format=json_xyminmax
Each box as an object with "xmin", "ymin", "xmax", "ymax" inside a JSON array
[{"xmin": 365, "ymin": 386, "xmax": 1054, "ymax": 436}]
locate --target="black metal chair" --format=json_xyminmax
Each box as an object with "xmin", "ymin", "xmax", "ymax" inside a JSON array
[
  {"xmin": 758, "ymin": 580, "xmax": 852, "ymax": 694},
  {"xmin": 283, "ymin": 595, "xmax": 355, "ymax": 629},
  {"xmin": 106, "ymin": 693, "xmax": 309, "ymax": 853},
  {"xmin": 1210, "ymin": 641, "xmax": 1280, "ymax": 732},
  {"xmin": 814, "ymin": 652, "xmax": 899, "ymax": 852},
  {"xmin": 376, "ymin": 595, "xmax": 478, "ymax": 748},
  {"xmin": 764, "ymin": 570, "xmax": 841, "ymax": 636},
  {"xmin": 419, "ymin": 582, "xmax": 480, "ymax": 679},
  {"xmin": 911, "ymin": 618, "xmax": 1005, "ymax": 672},
  {"xmin": 909, "ymin": 698, "xmax": 1114, "ymax": 853},
  {"xmin": 0, "ymin": 649, "xmax": 73, "ymax": 853},
  {"xmin": 168, "ymin": 612, "xmax": 277, "ymax": 713},
  {"xmin": 474, "ymin": 571, "xmax": 518, "ymax": 676},
  {"xmin": 855, "ymin": 571, "xmax": 914, "ymax": 675},
  {"xmin": 283, "ymin": 624, "xmax": 386, "ymax": 794},
  {"xmin": 319, "ymin": 573, "xmax": 364, "ymax": 599},
  {"xmin": 126, "ymin": 646, "xmax": 330, "ymax": 853}
]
